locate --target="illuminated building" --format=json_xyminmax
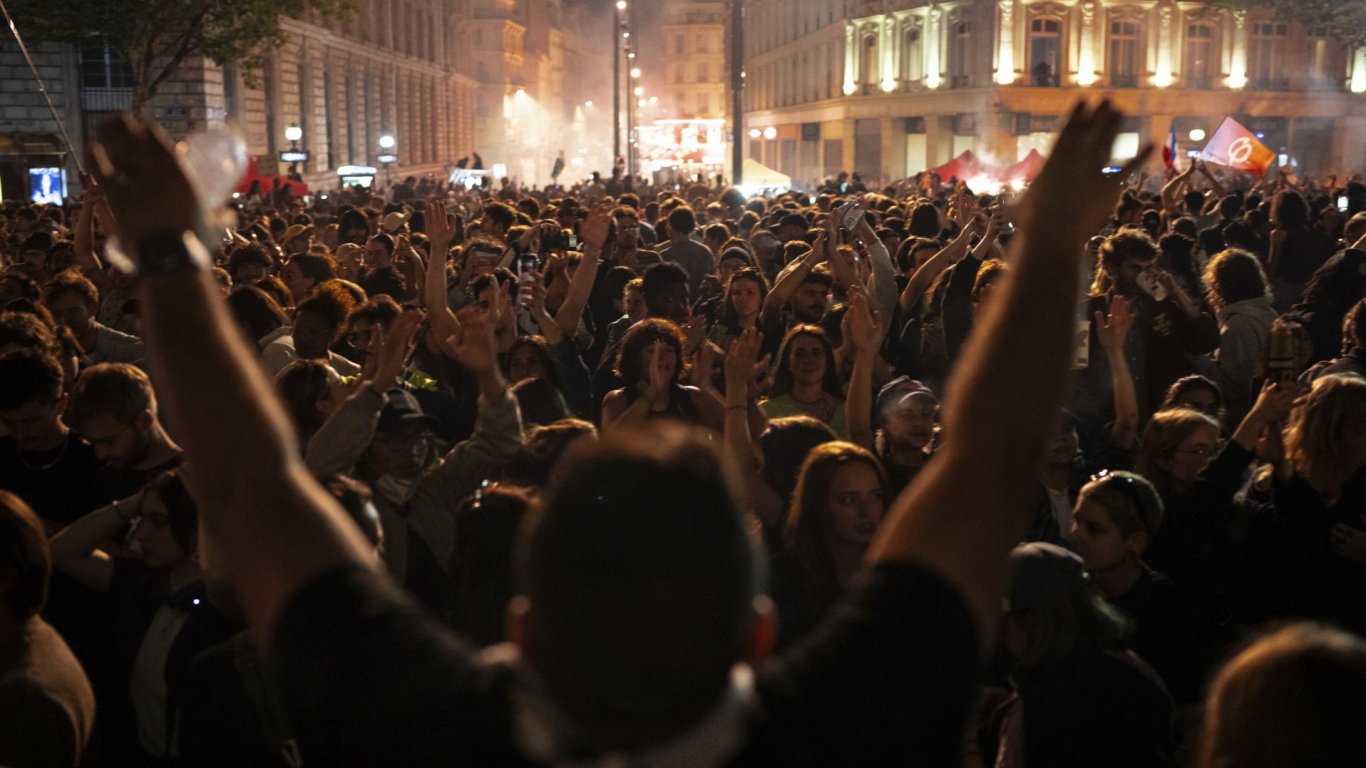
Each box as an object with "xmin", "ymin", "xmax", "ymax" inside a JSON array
[{"xmin": 744, "ymin": 0, "xmax": 1366, "ymax": 186}]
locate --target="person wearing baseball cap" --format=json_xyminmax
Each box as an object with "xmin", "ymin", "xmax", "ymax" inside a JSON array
[
  {"xmin": 874, "ymin": 376, "xmax": 939, "ymax": 493},
  {"xmin": 984, "ymin": 541, "xmax": 1175, "ymax": 766}
]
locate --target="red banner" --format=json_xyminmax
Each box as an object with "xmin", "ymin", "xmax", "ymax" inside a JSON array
[{"xmin": 1198, "ymin": 117, "xmax": 1276, "ymax": 175}]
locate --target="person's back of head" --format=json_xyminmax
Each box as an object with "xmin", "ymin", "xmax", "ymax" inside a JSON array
[
  {"xmin": 666, "ymin": 206, "xmax": 696, "ymax": 238},
  {"xmin": 1203, "ymin": 249, "xmax": 1270, "ymax": 312},
  {"xmin": 1201, "ymin": 624, "xmax": 1366, "ymax": 768},
  {"xmin": 0, "ymin": 491, "xmax": 50, "ymax": 620},
  {"xmin": 68, "ymin": 362, "xmax": 156, "ymax": 432},
  {"xmin": 451, "ymin": 484, "xmax": 532, "ymax": 646},
  {"xmin": 0, "ymin": 348, "xmax": 62, "ymax": 414},
  {"xmin": 519, "ymin": 423, "xmax": 760, "ymax": 748}
]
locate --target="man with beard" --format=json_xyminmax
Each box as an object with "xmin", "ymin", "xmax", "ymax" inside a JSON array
[{"xmin": 66, "ymin": 363, "xmax": 182, "ymax": 497}]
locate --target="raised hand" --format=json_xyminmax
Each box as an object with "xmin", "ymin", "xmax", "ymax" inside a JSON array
[
  {"xmin": 1015, "ymin": 100, "xmax": 1154, "ymax": 243},
  {"xmin": 370, "ymin": 309, "xmax": 424, "ymax": 390},
  {"xmin": 86, "ymin": 114, "xmax": 200, "ymax": 254},
  {"xmin": 846, "ymin": 286, "xmax": 884, "ymax": 357},
  {"xmin": 424, "ymin": 200, "xmax": 455, "ymax": 248},
  {"xmin": 724, "ymin": 327, "xmax": 764, "ymax": 394},
  {"xmin": 447, "ymin": 304, "xmax": 498, "ymax": 374},
  {"xmin": 580, "ymin": 203, "xmax": 615, "ymax": 253},
  {"xmin": 1094, "ymin": 294, "xmax": 1134, "ymax": 353}
]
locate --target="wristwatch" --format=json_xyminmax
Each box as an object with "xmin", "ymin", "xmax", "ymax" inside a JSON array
[{"xmin": 134, "ymin": 231, "xmax": 211, "ymax": 278}]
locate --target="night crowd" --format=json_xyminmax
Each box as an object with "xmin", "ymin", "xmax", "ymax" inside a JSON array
[{"xmin": 1, "ymin": 102, "xmax": 1365, "ymax": 767}]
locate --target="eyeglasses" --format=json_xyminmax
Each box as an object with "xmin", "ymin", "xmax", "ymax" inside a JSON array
[{"xmin": 1087, "ymin": 469, "xmax": 1151, "ymax": 527}]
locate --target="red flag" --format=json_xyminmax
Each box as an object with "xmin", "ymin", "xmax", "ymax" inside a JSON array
[{"xmin": 1198, "ymin": 117, "xmax": 1276, "ymax": 175}]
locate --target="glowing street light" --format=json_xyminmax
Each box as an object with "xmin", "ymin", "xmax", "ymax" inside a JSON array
[
  {"xmin": 615, "ymin": 0, "xmax": 626, "ymax": 9},
  {"xmin": 378, "ymin": 134, "xmax": 396, "ymax": 150},
  {"xmin": 762, "ymin": 127, "xmax": 777, "ymax": 140},
  {"xmin": 747, "ymin": 128, "xmax": 761, "ymax": 139},
  {"xmin": 630, "ymin": 67, "xmax": 642, "ymax": 79},
  {"xmin": 633, "ymin": 86, "xmax": 643, "ymax": 96},
  {"xmin": 1189, "ymin": 128, "xmax": 1206, "ymax": 142},
  {"xmin": 284, "ymin": 125, "xmax": 303, "ymax": 143}
]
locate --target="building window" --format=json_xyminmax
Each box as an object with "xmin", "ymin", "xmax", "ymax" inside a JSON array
[
  {"xmin": 1108, "ymin": 20, "xmax": 1141, "ymax": 88},
  {"xmin": 861, "ymin": 34, "xmax": 879, "ymax": 93},
  {"xmin": 674, "ymin": 34, "xmax": 684, "ymax": 54},
  {"xmin": 949, "ymin": 21, "xmax": 971, "ymax": 88},
  {"xmin": 697, "ymin": 62, "xmax": 708, "ymax": 82},
  {"xmin": 697, "ymin": 91, "xmax": 709, "ymax": 114},
  {"xmin": 1184, "ymin": 23, "xmax": 1214, "ymax": 88},
  {"xmin": 79, "ymin": 41, "xmax": 134, "ymax": 89},
  {"xmin": 697, "ymin": 34, "xmax": 708, "ymax": 53},
  {"xmin": 1029, "ymin": 18, "xmax": 1061, "ymax": 86},
  {"xmin": 902, "ymin": 27, "xmax": 923, "ymax": 84},
  {"xmin": 674, "ymin": 65, "xmax": 684, "ymax": 84},
  {"xmin": 1249, "ymin": 21, "xmax": 1289, "ymax": 90}
]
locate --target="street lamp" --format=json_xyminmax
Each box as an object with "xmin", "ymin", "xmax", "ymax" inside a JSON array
[
  {"xmin": 377, "ymin": 134, "xmax": 397, "ymax": 188},
  {"xmin": 284, "ymin": 125, "xmax": 303, "ymax": 144},
  {"xmin": 762, "ymin": 127, "xmax": 776, "ymax": 140}
]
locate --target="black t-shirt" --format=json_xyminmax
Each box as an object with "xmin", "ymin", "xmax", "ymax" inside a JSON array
[
  {"xmin": 270, "ymin": 561, "xmax": 978, "ymax": 766},
  {"xmin": 0, "ymin": 434, "xmax": 110, "ymax": 527}
]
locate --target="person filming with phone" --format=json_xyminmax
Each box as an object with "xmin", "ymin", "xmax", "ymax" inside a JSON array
[{"xmin": 1083, "ymin": 228, "xmax": 1219, "ymax": 427}]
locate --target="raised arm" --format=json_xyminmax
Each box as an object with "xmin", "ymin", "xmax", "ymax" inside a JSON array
[
  {"xmin": 71, "ymin": 178, "xmax": 108, "ymax": 277},
  {"xmin": 423, "ymin": 200, "xmax": 462, "ymax": 346},
  {"xmin": 843, "ymin": 286, "xmax": 881, "ymax": 451},
  {"xmin": 762, "ymin": 242, "xmax": 822, "ymax": 327},
  {"xmin": 48, "ymin": 487, "xmax": 147, "ymax": 592},
  {"xmin": 89, "ymin": 114, "xmax": 373, "ymax": 645},
  {"xmin": 551, "ymin": 204, "xmax": 610, "ymax": 339},
  {"xmin": 1094, "ymin": 295, "xmax": 1139, "ymax": 450},
  {"xmin": 867, "ymin": 101, "xmax": 1152, "ymax": 640},
  {"xmin": 898, "ymin": 222, "xmax": 975, "ymax": 314},
  {"xmin": 722, "ymin": 328, "xmax": 782, "ymax": 527}
]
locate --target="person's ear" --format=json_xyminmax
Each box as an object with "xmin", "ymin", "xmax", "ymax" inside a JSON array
[
  {"xmin": 136, "ymin": 409, "xmax": 154, "ymax": 431},
  {"xmin": 745, "ymin": 595, "xmax": 778, "ymax": 667},
  {"xmin": 1125, "ymin": 531, "xmax": 1149, "ymax": 559},
  {"xmin": 55, "ymin": 393, "xmax": 69, "ymax": 413},
  {"xmin": 506, "ymin": 594, "xmax": 530, "ymax": 653}
]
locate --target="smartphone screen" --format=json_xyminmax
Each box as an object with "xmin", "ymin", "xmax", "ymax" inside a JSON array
[{"xmin": 1339, "ymin": 196, "xmax": 1350, "ymax": 212}]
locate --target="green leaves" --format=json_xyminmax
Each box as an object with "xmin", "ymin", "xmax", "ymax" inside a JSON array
[
  {"xmin": 10, "ymin": 0, "xmax": 358, "ymax": 113},
  {"xmin": 1215, "ymin": 0, "xmax": 1366, "ymax": 48}
]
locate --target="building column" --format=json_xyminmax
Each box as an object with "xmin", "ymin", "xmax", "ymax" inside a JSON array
[
  {"xmin": 925, "ymin": 115, "xmax": 954, "ymax": 168},
  {"xmin": 1077, "ymin": 1, "xmax": 1097, "ymax": 86},
  {"xmin": 1228, "ymin": 10, "xmax": 1248, "ymax": 89},
  {"xmin": 1334, "ymin": 116, "xmax": 1366, "ymax": 175},
  {"xmin": 1154, "ymin": 3, "xmax": 1174, "ymax": 87},
  {"xmin": 880, "ymin": 116, "xmax": 906, "ymax": 182},
  {"xmin": 843, "ymin": 22, "xmax": 857, "ymax": 95},
  {"xmin": 995, "ymin": 0, "xmax": 1016, "ymax": 85},
  {"xmin": 926, "ymin": 6, "xmax": 942, "ymax": 89}
]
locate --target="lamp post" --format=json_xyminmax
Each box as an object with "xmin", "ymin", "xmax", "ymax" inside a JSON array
[
  {"xmin": 378, "ymin": 133, "xmax": 397, "ymax": 189},
  {"xmin": 613, "ymin": 0, "xmax": 626, "ymax": 169},
  {"xmin": 284, "ymin": 124, "xmax": 305, "ymax": 179},
  {"xmin": 730, "ymin": 0, "xmax": 745, "ymax": 186}
]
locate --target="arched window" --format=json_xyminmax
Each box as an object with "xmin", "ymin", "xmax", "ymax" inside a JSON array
[
  {"xmin": 902, "ymin": 26, "xmax": 923, "ymax": 84},
  {"xmin": 1109, "ymin": 20, "xmax": 1141, "ymax": 88},
  {"xmin": 1029, "ymin": 18, "xmax": 1062, "ymax": 86},
  {"xmin": 1184, "ymin": 23, "xmax": 1214, "ymax": 88},
  {"xmin": 861, "ymin": 34, "xmax": 879, "ymax": 93}
]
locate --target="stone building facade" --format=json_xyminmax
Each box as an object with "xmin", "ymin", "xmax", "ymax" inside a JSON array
[
  {"xmin": 743, "ymin": 0, "xmax": 1366, "ymax": 187},
  {"xmin": 0, "ymin": 0, "xmax": 480, "ymax": 198},
  {"xmin": 659, "ymin": 1, "xmax": 729, "ymax": 121}
]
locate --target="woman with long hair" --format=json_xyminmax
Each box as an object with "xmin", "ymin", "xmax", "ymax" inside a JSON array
[
  {"xmin": 1135, "ymin": 383, "xmax": 1296, "ymax": 607},
  {"xmin": 1268, "ymin": 189, "xmax": 1333, "ymax": 312},
  {"xmin": 600, "ymin": 318, "xmax": 723, "ymax": 431},
  {"xmin": 761, "ymin": 324, "xmax": 848, "ymax": 437},
  {"xmin": 768, "ymin": 441, "xmax": 888, "ymax": 646},
  {"xmin": 1270, "ymin": 374, "xmax": 1366, "ymax": 631},
  {"xmin": 708, "ymin": 266, "xmax": 772, "ymax": 352}
]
